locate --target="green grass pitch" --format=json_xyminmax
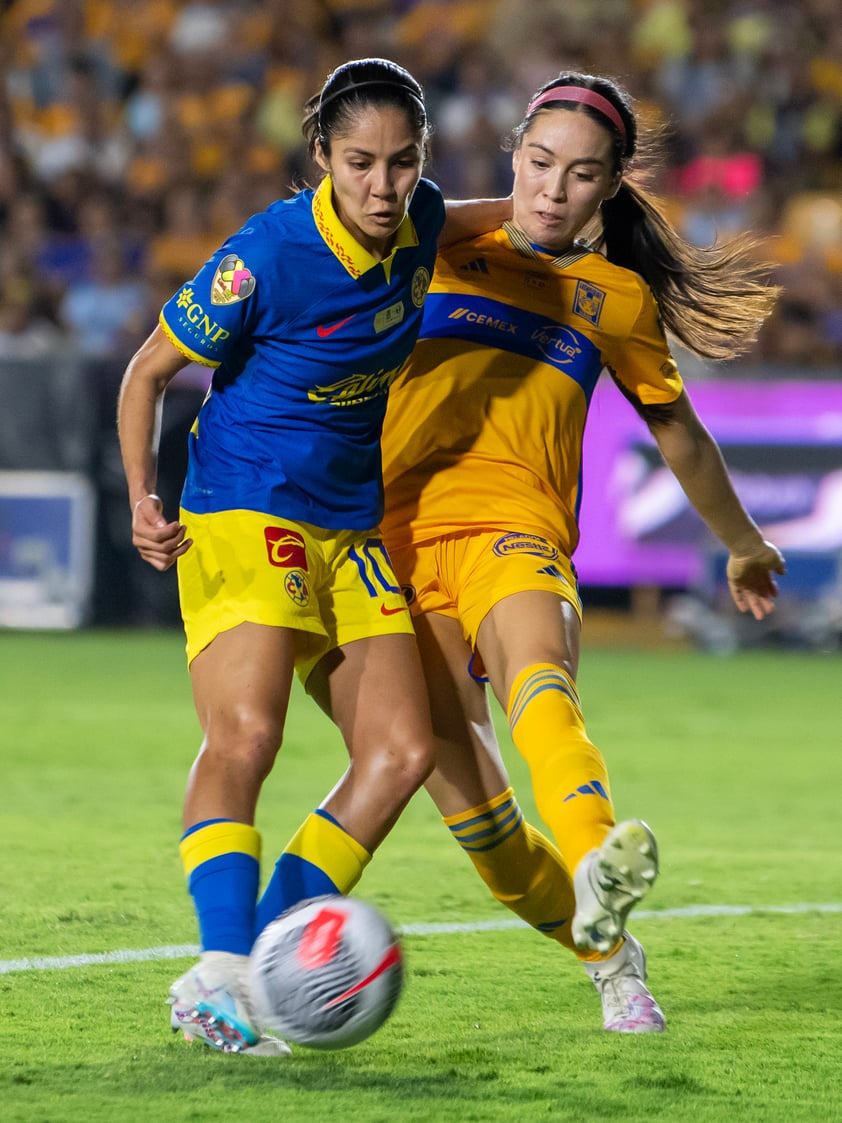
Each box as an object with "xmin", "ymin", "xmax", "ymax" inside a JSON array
[{"xmin": 1, "ymin": 629, "xmax": 840, "ymax": 1122}]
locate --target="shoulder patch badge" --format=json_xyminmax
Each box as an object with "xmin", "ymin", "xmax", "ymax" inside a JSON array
[
  {"xmin": 411, "ymin": 266, "xmax": 431, "ymax": 307},
  {"xmin": 572, "ymin": 279, "xmax": 605, "ymax": 326},
  {"xmin": 211, "ymin": 253, "xmax": 256, "ymax": 305}
]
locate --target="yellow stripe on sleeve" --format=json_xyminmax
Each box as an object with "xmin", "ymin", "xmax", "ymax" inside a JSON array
[{"xmin": 158, "ymin": 312, "xmax": 221, "ymax": 368}]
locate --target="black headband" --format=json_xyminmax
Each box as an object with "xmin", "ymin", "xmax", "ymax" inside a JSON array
[{"xmin": 318, "ymin": 78, "xmax": 426, "ymax": 118}]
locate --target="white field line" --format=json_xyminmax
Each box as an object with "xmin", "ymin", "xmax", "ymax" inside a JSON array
[{"xmin": 2, "ymin": 902, "xmax": 840, "ymax": 975}]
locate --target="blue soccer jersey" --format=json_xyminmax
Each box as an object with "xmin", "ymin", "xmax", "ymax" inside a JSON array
[{"xmin": 159, "ymin": 176, "xmax": 444, "ymax": 530}]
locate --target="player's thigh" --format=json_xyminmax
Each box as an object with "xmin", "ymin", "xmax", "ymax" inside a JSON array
[
  {"xmin": 477, "ymin": 590, "xmax": 583, "ymax": 708},
  {"xmin": 190, "ymin": 621, "xmax": 297, "ymax": 743},
  {"xmin": 304, "ymin": 532, "xmax": 417, "ymax": 732},
  {"xmin": 320, "ymin": 631, "xmax": 434, "ymax": 765},
  {"xmin": 414, "ymin": 611, "xmax": 510, "ymax": 816}
]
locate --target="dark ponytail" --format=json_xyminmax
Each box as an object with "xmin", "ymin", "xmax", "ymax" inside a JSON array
[{"xmin": 600, "ymin": 180, "xmax": 779, "ymax": 360}]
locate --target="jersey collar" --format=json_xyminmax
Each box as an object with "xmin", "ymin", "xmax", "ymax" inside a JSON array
[
  {"xmin": 501, "ymin": 220, "xmax": 591, "ymax": 269},
  {"xmin": 312, "ymin": 176, "xmax": 419, "ymax": 282}
]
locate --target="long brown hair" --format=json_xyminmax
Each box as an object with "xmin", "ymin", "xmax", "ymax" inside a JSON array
[{"xmin": 507, "ymin": 73, "xmax": 780, "ymax": 360}]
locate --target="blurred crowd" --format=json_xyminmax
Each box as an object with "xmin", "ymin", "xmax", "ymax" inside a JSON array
[{"xmin": 1, "ymin": 0, "xmax": 841, "ymax": 371}]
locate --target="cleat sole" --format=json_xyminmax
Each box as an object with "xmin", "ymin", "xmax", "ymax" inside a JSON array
[{"xmin": 572, "ymin": 820, "xmax": 659, "ymax": 952}]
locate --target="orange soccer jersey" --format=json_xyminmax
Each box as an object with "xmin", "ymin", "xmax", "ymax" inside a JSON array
[{"xmin": 380, "ymin": 224, "xmax": 683, "ymax": 557}]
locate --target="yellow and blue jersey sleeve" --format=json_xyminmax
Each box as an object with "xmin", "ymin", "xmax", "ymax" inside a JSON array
[{"xmin": 159, "ymin": 253, "xmax": 256, "ymax": 368}]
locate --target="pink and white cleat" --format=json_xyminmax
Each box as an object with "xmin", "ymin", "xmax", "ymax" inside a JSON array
[{"xmin": 583, "ymin": 932, "xmax": 666, "ymax": 1033}]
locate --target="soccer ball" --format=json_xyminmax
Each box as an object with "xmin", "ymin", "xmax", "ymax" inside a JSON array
[{"xmin": 249, "ymin": 895, "xmax": 404, "ymax": 1050}]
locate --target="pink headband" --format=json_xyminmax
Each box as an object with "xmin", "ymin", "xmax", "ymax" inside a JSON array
[{"xmin": 526, "ymin": 86, "xmax": 627, "ymax": 145}]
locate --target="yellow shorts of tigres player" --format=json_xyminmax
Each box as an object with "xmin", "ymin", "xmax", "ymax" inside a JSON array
[
  {"xmin": 177, "ymin": 509, "xmax": 413, "ymax": 682},
  {"xmin": 389, "ymin": 528, "xmax": 582, "ymax": 654}
]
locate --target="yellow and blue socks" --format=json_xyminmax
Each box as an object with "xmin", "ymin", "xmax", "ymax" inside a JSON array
[
  {"xmin": 180, "ymin": 819, "xmax": 261, "ymax": 956},
  {"xmin": 255, "ymin": 809, "xmax": 371, "ymax": 935},
  {"xmin": 444, "ymin": 788, "xmax": 578, "ymax": 951},
  {"xmin": 507, "ymin": 663, "xmax": 615, "ymax": 873}
]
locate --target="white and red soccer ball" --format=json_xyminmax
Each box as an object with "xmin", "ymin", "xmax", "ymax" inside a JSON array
[{"xmin": 249, "ymin": 895, "xmax": 404, "ymax": 1049}]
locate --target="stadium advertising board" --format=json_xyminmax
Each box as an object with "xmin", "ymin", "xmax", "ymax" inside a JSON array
[{"xmin": 577, "ymin": 379, "xmax": 842, "ymax": 587}]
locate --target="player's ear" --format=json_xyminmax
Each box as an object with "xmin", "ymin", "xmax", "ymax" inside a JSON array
[
  {"xmin": 604, "ymin": 171, "xmax": 622, "ymax": 200},
  {"xmin": 512, "ymin": 147, "xmax": 521, "ymax": 177},
  {"xmin": 314, "ymin": 140, "xmax": 330, "ymax": 174}
]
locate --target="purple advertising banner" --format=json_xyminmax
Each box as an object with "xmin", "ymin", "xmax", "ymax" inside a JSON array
[{"xmin": 576, "ymin": 378, "xmax": 842, "ymax": 587}]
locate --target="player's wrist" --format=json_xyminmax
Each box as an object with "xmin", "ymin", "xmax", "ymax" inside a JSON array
[{"xmin": 133, "ymin": 493, "xmax": 162, "ymax": 512}]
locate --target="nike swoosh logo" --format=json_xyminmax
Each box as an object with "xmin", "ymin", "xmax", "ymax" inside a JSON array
[
  {"xmin": 380, "ymin": 603, "xmax": 407, "ymax": 616},
  {"xmin": 317, "ymin": 314, "xmax": 356, "ymax": 338}
]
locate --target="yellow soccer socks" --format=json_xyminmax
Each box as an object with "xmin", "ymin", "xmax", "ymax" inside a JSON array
[
  {"xmin": 507, "ymin": 663, "xmax": 615, "ymax": 874},
  {"xmin": 180, "ymin": 819, "xmax": 262, "ymax": 955},
  {"xmin": 255, "ymin": 809, "xmax": 371, "ymax": 935},
  {"xmin": 444, "ymin": 788, "xmax": 579, "ymax": 951}
]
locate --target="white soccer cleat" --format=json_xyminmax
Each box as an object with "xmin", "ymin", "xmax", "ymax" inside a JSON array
[
  {"xmin": 168, "ymin": 951, "xmax": 291, "ymax": 1056},
  {"xmin": 572, "ymin": 819, "xmax": 659, "ymax": 953},
  {"xmin": 584, "ymin": 932, "xmax": 666, "ymax": 1033}
]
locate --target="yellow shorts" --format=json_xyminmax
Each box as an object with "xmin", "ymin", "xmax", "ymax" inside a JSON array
[
  {"xmin": 389, "ymin": 528, "xmax": 582, "ymax": 652},
  {"xmin": 177, "ymin": 509, "xmax": 413, "ymax": 680}
]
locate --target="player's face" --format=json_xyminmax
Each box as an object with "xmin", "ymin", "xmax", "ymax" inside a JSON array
[
  {"xmin": 317, "ymin": 105, "xmax": 424, "ymax": 259},
  {"xmin": 512, "ymin": 109, "xmax": 621, "ymax": 252}
]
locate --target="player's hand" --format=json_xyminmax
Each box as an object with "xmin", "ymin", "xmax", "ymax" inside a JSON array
[
  {"xmin": 726, "ymin": 540, "xmax": 786, "ymax": 620},
  {"xmin": 131, "ymin": 494, "xmax": 192, "ymax": 571}
]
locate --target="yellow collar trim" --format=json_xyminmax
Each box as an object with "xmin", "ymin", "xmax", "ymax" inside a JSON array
[
  {"xmin": 502, "ymin": 220, "xmax": 591, "ymax": 269},
  {"xmin": 312, "ymin": 176, "xmax": 418, "ymax": 282}
]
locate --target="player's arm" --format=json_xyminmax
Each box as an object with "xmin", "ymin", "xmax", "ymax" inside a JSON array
[
  {"xmin": 440, "ymin": 196, "xmax": 512, "ymax": 245},
  {"xmin": 639, "ymin": 389, "xmax": 786, "ymax": 619},
  {"xmin": 117, "ymin": 324, "xmax": 193, "ymax": 571}
]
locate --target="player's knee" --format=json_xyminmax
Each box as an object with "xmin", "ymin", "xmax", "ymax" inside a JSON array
[
  {"xmin": 403, "ymin": 736, "xmax": 437, "ymax": 789},
  {"xmin": 203, "ymin": 709, "xmax": 284, "ymax": 783},
  {"xmin": 369, "ymin": 736, "xmax": 435, "ymax": 800}
]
